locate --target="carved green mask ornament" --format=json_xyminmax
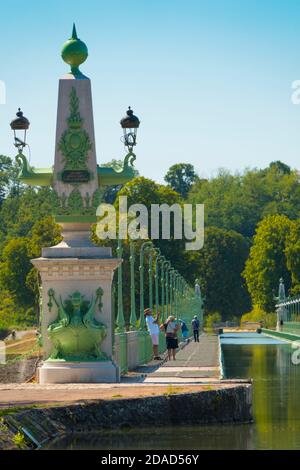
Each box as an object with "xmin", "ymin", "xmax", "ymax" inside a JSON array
[{"xmin": 47, "ymin": 287, "xmax": 107, "ymax": 361}]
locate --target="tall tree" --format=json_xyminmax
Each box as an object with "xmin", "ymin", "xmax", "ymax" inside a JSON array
[
  {"xmin": 185, "ymin": 227, "xmax": 251, "ymax": 319},
  {"xmin": 164, "ymin": 163, "xmax": 198, "ymax": 198},
  {"xmin": 285, "ymin": 220, "xmax": 300, "ymax": 294},
  {"xmin": 243, "ymin": 214, "xmax": 293, "ymax": 312},
  {"xmin": 188, "ymin": 162, "xmax": 300, "ymax": 238}
]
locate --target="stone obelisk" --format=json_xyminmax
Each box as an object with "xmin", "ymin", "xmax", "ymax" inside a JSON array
[{"xmin": 32, "ymin": 25, "xmax": 121, "ymax": 384}]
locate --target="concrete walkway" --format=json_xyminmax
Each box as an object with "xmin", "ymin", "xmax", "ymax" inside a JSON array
[
  {"xmin": 142, "ymin": 334, "xmax": 220, "ymax": 383},
  {"xmin": 0, "ymin": 334, "xmax": 236, "ymax": 407},
  {"xmin": 124, "ymin": 334, "xmax": 221, "ymax": 384}
]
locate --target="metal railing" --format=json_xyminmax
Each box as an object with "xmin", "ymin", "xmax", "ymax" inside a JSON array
[{"xmin": 113, "ymin": 239, "xmax": 204, "ymax": 373}]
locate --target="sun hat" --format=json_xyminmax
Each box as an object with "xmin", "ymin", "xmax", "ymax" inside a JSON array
[{"xmin": 144, "ymin": 308, "xmax": 152, "ymax": 317}]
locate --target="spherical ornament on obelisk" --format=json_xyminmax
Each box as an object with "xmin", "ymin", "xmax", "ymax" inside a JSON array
[{"xmin": 61, "ymin": 24, "xmax": 88, "ymax": 76}]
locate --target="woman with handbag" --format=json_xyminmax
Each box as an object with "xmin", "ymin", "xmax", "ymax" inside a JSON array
[{"xmin": 161, "ymin": 315, "xmax": 179, "ymax": 361}]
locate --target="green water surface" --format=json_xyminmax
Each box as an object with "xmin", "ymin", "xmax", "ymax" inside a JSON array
[{"xmin": 47, "ymin": 334, "xmax": 300, "ymax": 450}]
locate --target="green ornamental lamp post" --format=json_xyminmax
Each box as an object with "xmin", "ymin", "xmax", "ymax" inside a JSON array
[
  {"xmin": 159, "ymin": 256, "xmax": 166, "ymax": 321},
  {"xmin": 173, "ymin": 272, "xmax": 179, "ymax": 320},
  {"xmin": 154, "ymin": 248, "xmax": 161, "ymax": 314},
  {"xmin": 148, "ymin": 249, "xmax": 154, "ymax": 310},
  {"xmin": 116, "ymin": 238, "xmax": 125, "ymax": 332},
  {"xmin": 164, "ymin": 261, "xmax": 171, "ymax": 320},
  {"xmin": 139, "ymin": 241, "xmax": 153, "ymax": 330},
  {"xmin": 129, "ymin": 242, "xmax": 137, "ymax": 330},
  {"xmin": 169, "ymin": 268, "xmax": 175, "ymax": 316}
]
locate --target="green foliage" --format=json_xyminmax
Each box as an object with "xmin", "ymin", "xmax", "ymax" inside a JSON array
[
  {"xmin": 2, "ymin": 151, "xmax": 300, "ymax": 328},
  {"xmin": 0, "ymin": 417, "xmax": 8, "ymax": 432},
  {"xmin": 164, "ymin": 163, "xmax": 198, "ymax": 198},
  {"xmin": 205, "ymin": 312, "xmax": 222, "ymax": 330},
  {"xmin": 285, "ymin": 220, "xmax": 300, "ymax": 294},
  {"xmin": 0, "ymin": 238, "xmax": 33, "ymax": 307},
  {"xmin": 188, "ymin": 162, "xmax": 300, "ymax": 238},
  {"xmin": 0, "ymin": 182, "xmax": 61, "ymax": 328},
  {"xmin": 0, "ymin": 155, "xmax": 22, "ymax": 205},
  {"xmin": 243, "ymin": 215, "xmax": 293, "ymax": 312},
  {"xmin": 12, "ymin": 431, "xmax": 27, "ymax": 449},
  {"xmin": 185, "ymin": 227, "xmax": 251, "ymax": 319},
  {"xmin": 116, "ymin": 176, "xmax": 186, "ymax": 271},
  {"xmin": 240, "ymin": 305, "xmax": 277, "ymax": 329}
]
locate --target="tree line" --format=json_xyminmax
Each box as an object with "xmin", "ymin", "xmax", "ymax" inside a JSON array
[{"xmin": 1, "ymin": 155, "xmax": 300, "ymax": 329}]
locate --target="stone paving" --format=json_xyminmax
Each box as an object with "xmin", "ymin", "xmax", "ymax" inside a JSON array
[
  {"xmin": 0, "ymin": 334, "xmax": 233, "ymax": 406},
  {"xmin": 143, "ymin": 334, "xmax": 220, "ymax": 382}
]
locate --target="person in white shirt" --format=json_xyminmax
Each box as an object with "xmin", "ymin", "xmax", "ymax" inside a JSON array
[{"xmin": 144, "ymin": 308, "xmax": 161, "ymax": 360}]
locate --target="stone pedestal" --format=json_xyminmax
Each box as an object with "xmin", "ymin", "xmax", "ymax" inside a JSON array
[
  {"xmin": 32, "ymin": 250, "xmax": 121, "ymax": 383},
  {"xmin": 39, "ymin": 361, "xmax": 120, "ymax": 384}
]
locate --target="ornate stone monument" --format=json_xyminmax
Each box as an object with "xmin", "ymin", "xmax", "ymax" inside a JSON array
[{"xmin": 11, "ymin": 25, "xmax": 139, "ymax": 383}]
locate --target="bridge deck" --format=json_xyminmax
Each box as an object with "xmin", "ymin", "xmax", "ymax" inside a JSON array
[{"xmin": 140, "ymin": 334, "xmax": 221, "ymax": 383}]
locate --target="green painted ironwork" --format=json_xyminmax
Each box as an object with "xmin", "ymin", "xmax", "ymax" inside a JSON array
[
  {"xmin": 159, "ymin": 256, "xmax": 166, "ymax": 322},
  {"xmin": 113, "ymin": 240, "xmax": 204, "ymax": 372},
  {"xmin": 16, "ymin": 151, "xmax": 137, "ymax": 189},
  {"xmin": 154, "ymin": 248, "xmax": 161, "ymax": 314},
  {"xmin": 97, "ymin": 151, "xmax": 137, "ymax": 186},
  {"xmin": 139, "ymin": 241, "xmax": 153, "ymax": 330},
  {"xmin": 148, "ymin": 249, "xmax": 153, "ymax": 310},
  {"xmin": 116, "ymin": 238, "xmax": 125, "ymax": 332},
  {"xmin": 164, "ymin": 260, "xmax": 171, "ymax": 321},
  {"xmin": 129, "ymin": 242, "xmax": 137, "ymax": 330}
]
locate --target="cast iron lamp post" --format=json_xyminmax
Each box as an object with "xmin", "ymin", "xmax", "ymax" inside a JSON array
[
  {"xmin": 158, "ymin": 256, "xmax": 166, "ymax": 321},
  {"xmin": 154, "ymin": 248, "xmax": 161, "ymax": 314},
  {"xmin": 10, "ymin": 108, "xmax": 30, "ymax": 153},
  {"xmin": 129, "ymin": 242, "xmax": 137, "ymax": 330},
  {"xmin": 120, "ymin": 107, "xmax": 140, "ymax": 152},
  {"xmin": 116, "ymin": 238, "xmax": 125, "ymax": 332},
  {"xmin": 164, "ymin": 261, "xmax": 171, "ymax": 320},
  {"xmin": 139, "ymin": 241, "xmax": 153, "ymax": 330}
]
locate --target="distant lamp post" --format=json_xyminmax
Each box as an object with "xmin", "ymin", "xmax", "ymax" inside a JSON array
[
  {"xmin": 120, "ymin": 106, "xmax": 140, "ymax": 152},
  {"xmin": 10, "ymin": 108, "xmax": 30, "ymax": 153}
]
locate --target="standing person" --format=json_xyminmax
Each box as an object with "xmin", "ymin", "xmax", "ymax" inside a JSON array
[
  {"xmin": 161, "ymin": 315, "xmax": 179, "ymax": 361},
  {"xmin": 179, "ymin": 319, "xmax": 189, "ymax": 340},
  {"xmin": 191, "ymin": 315, "xmax": 200, "ymax": 342},
  {"xmin": 144, "ymin": 308, "xmax": 161, "ymax": 360}
]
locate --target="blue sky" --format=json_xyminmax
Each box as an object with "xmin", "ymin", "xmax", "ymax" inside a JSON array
[{"xmin": 1, "ymin": 0, "xmax": 300, "ymax": 182}]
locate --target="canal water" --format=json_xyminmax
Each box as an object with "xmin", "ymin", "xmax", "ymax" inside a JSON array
[{"xmin": 48, "ymin": 333, "xmax": 300, "ymax": 450}]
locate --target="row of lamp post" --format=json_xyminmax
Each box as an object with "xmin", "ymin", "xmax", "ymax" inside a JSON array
[{"xmin": 116, "ymin": 239, "xmax": 197, "ymax": 331}]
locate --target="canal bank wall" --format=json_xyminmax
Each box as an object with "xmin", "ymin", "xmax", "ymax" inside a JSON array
[
  {"xmin": 0, "ymin": 384, "xmax": 252, "ymax": 449},
  {"xmin": 261, "ymin": 328, "xmax": 300, "ymax": 342}
]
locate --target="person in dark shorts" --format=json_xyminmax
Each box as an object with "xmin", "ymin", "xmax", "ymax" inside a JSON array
[
  {"xmin": 161, "ymin": 315, "xmax": 179, "ymax": 361},
  {"xmin": 191, "ymin": 315, "xmax": 200, "ymax": 342}
]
